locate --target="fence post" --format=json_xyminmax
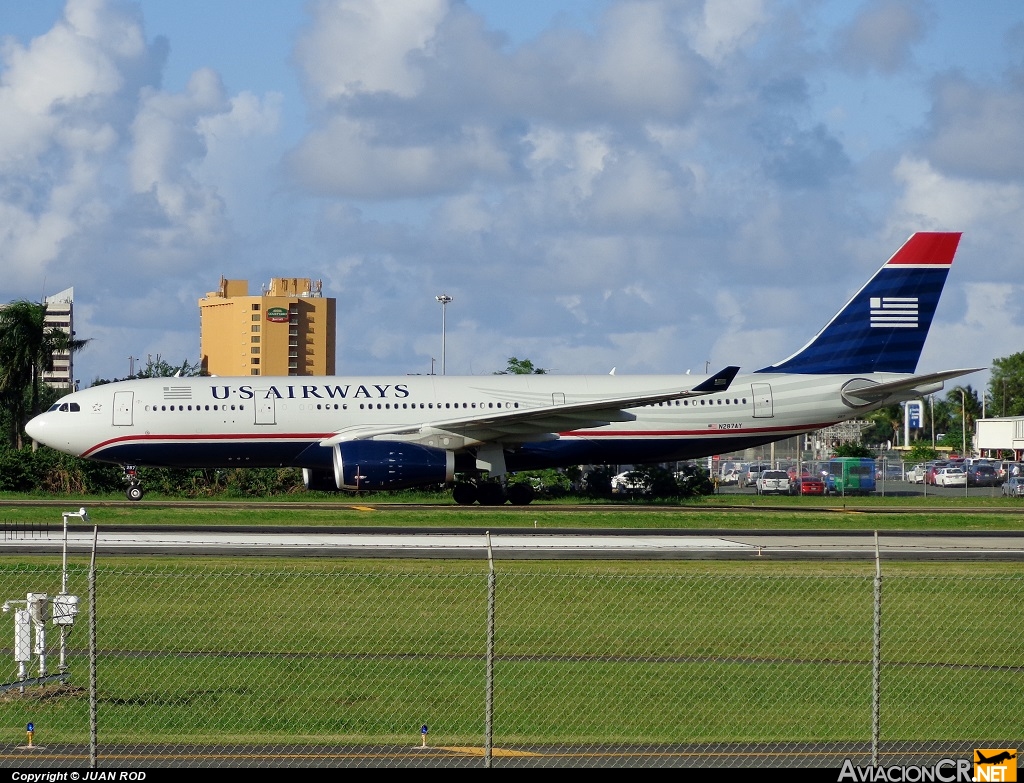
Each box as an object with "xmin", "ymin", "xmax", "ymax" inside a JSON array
[
  {"xmin": 89, "ymin": 523, "xmax": 98, "ymax": 769},
  {"xmin": 485, "ymin": 531, "xmax": 495, "ymax": 769},
  {"xmin": 871, "ymin": 530, "xmax": 882, "ymax": 767}
]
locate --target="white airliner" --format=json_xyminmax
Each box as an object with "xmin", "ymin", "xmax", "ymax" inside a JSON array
[{"xmin": 26, "ymin": 232, "xmax": 980, "ymax": 505}]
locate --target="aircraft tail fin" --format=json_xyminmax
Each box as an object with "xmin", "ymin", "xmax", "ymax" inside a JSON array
[{"xmin": 757, "ymin": 232, "xmax": 961, "ymax": 375}]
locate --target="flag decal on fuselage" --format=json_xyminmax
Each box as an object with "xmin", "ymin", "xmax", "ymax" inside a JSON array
[{"xmin": 870, "ymin": 296, "xmax": 918, "ymax": 327}]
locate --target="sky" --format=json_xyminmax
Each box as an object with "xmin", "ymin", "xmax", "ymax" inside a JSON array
[{"xmin": 2, "ymin": 0, "xmax": 1023, "ymax": 397}]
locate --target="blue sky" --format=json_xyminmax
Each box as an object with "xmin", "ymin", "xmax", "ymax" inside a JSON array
[{"xmin": 2, "ymin": 0, "xmax": 1023, "ymax": 399}]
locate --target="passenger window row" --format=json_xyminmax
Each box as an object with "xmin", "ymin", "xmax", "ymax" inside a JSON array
[
  {"xmin": 652, "ymin": 398, "xmax": 747, "ymax": 407},
  {"xmin": 145, "ymin": 404, "xmax": 246, "ymax": 412},
  {"xmin": 356, "ymin": 401, "xmax": 521, "ymax": 410}
]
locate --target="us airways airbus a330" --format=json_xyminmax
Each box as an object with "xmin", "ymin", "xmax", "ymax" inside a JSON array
[{"xmin": 26, "ymin": 232, "xmax": 980, "ymax": 505}]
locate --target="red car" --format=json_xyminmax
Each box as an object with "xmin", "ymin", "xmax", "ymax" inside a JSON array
[{"xmin": 789, "ymin": 474, "xmax": 825, "ymax": 495}]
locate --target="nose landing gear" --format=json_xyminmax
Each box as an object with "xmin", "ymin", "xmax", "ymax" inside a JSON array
[{"xmin": 123, "ymin": 465, "xmax": 144, "ymax": 501}]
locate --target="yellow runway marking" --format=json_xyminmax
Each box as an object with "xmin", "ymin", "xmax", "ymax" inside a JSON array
[{"xmin": 438, "ymin": 746, "xmax": 545, "ymax": 757}]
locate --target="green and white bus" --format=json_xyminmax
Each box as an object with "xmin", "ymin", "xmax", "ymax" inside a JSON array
[{"xmin": 823, "ymin": 457, "xmax": 876, "ymax": 495}]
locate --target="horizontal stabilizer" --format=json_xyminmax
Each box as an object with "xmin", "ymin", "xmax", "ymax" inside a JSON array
[{"xmin": 841, "ymin": 367, "xmax": 983, "ymax": 405}]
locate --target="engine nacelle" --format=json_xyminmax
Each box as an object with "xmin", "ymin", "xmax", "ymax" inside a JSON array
[
  {"xmin": 302, "ymin": 468, "xmax": 346, "ymax": 492},
  {"xmin": 332, "ymin": 440, "xmax": 455, "ymax": 491}
]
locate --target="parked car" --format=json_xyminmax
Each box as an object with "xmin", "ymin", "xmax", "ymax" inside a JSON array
[
  {"xmin": 875, "ymin": 463, "xmax": 904, "ymax": 481},
  {"xmin": 905, "ymin": 464, "xmax": 926, "ymax": 484},
  {"xmin": 741, "ymin": 463, "xmax": 772, "ymax": 488},
  {"xmin": 965, "ymin": 464, "xmax": 999, "ymax": 487},
  {"xmin": 789, "ymin": 474, "xmax": 825, "ymax": 495},
  {"xmin": 1001, "ymin": 477, "xmax": 1024, "ymax": 497},
  {"xmin": 998, "ymin": 462, "xmax": 1024, "ymax": 482},
  {"xmin": 933, "ymin": 467, "xmax": 967, "ymax": 488},
  {"xmin": 755, "ymin": 470, "xmax": 791, "ymax": 495},
  {"xmin": 719, "ymin": 469, "xmax": 740, "ymax": 486},
  {"xmin": 925, "ymin": 461, "xmax": 950, "ymax": 485}
]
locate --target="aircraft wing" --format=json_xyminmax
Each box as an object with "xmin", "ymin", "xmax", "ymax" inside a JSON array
[
  {"xmin": 841, "ymin": 367, "xmax": 984, "ymax": 405},
  {"xmin": 319, "ymin": 365, "xmax": 740, "ymax": 447}
]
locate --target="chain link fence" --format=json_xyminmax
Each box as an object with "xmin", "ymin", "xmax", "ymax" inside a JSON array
[{"xmin": 0, "ymin": 558, "xmax": 1020, "ymax": 768}]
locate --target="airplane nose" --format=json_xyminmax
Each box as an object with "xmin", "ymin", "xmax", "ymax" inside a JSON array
[{"xmin": 25, "ymin": 414, "xmax": 45, "ymax": 443}]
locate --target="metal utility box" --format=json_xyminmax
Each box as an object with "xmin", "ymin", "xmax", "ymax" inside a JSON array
[{"xmin": 52, "ymin": 594, "xmax": 79, "ymax": 626}]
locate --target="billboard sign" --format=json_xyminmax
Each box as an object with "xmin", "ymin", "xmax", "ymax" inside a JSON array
[{"xmin": 907, "ymin": 401, "xmax": 922, "ymax": 430}]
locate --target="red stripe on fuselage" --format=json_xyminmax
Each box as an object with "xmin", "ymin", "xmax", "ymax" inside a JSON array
[
  {"xmin": 560, "ymin": 421, "xmax": 832, "ymax": 438},
  {"xmin": 82, "ymin": 420, "xmax": 834, "ymax": 459},
  {"xmin": 82, "ymin": 431, "xmax": 331, "ymax": 459}
]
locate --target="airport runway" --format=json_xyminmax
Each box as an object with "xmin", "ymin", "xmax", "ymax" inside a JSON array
[{"xmin": 2, "ymin": 526, "xmax": 1023, "ymax": 559}]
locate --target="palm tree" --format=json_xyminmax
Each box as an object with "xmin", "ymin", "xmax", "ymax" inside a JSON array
[
  {"xmin": 945, "ymin": 384, "xmax": 981, "ymax": 454},
  {"xmin": 0, "ymin": 299, "xmax": 89, "ymax": 448}
]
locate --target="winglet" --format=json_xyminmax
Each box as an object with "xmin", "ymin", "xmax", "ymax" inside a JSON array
[{"xmin": 691, "ymin": 366, "xmax": 740, "ymax": 393}]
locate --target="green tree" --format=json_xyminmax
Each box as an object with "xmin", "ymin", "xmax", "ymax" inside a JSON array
[
  {"xmin": 989, "ymin": 352, "xmax": 1024, "ymax": 417},
  {"xmin": 940, "ymin": 384, "xmax": 981, "ymax": 455},
  {"xmin": 136, "ymin": 354, "xmax": 203, "ymax": 378},
  {"xmin": 92, "ymin": 354, "xmax": 203, "ymax": 385},
  {"xmin": 496, "ymin": 357, "xmax": 547, "ymax": 375},
  {"xmin": 831, "ymin": 442, "xmax": 874, "ymax": 458},
  {"xmin": 905, "ymin": 442, "xmax": 940, "ymax": 462},
  {"xmin": 0, "ymin": 299, "xmax": 89, "ymax": 448},
  {"xmin": 862, "ymin": 404, "xmax": 902, "ymax": 448}
]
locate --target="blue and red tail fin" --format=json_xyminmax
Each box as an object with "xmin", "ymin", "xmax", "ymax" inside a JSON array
[{"xmin": 756, "ymin": 232, "xmax": 961, "ymax": 375}]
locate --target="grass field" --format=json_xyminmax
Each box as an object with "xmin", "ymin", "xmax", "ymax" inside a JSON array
[
  {"xmin": 3, "ymin": 491, "xmax": 1024, "ymax": 530},
  {"xmin": 0, "ymin": 496, "xmax": 1020, "ymax": 753},
  {"xmin": 0, "ymin": 556, "xmax": 1020, "ymax": 748}
]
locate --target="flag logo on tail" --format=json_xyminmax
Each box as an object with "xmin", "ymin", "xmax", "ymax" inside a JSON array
[{"xmin": 870, "ymin": 296, "xmax": 918, "ymax": 328}]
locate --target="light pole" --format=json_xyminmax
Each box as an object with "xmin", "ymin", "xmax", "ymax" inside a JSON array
[
  {"xmin": 60, "ymin": 507, "xmax": 88, "ymax": 672},
  {"xmin": 930, "ymin": 395, "xmax": 935, "ymax": 450},
  {"xmin": 436, "ymin": 294, "xmax": 452, "ymax": 375},
  {"xmin": 961, "ymin": 389, "xmax": 968, "ymax": 497}
]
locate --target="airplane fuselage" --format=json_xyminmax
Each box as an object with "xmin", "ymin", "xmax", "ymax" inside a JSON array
[{"xmin": 27, "ymin": 370, "xmax": 929, "ymax": 473}]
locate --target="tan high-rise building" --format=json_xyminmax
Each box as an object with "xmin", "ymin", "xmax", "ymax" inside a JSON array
[{"xmin": 199, "ymin": 277, "xmax": 336, "ymax": 377}]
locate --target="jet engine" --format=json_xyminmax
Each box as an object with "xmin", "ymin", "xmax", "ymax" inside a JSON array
[
  {"xmin": 302, "ymin": 468, "xmax": 343, "ymax": 492},
  {"xmin": 332, "ymin": 440, "xmax": 455, "ymax": 491}
]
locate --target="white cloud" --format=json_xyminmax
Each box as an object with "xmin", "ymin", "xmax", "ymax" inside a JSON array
[
  {"xmin": 296, "ymin": 0, "xmax": 449, "ymax": 102},
  {"xmin": 891, "ymin": 156, "xmax": 1024, "ymax": 238},
  {"xmin": 832, "ymin": 0, "xmax": 929, "ymax": 75},
  {"xmin": 690, "ymin": 0, "xmax": 766, "ymax": 64},
  {"xmin": 925, "ymin": 73, "xmax": 1024, "ymax": 181}
]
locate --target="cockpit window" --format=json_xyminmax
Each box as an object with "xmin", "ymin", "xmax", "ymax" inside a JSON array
[{"xmin": 54, "ymin": 402, "xmax": 81, "ymax": 412}]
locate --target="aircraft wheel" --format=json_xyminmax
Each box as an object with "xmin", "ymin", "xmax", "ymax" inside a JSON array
[
  {"xmin": 506, "ymin": 483, "xmax": 534, "ymax": 506},
  {"xmin": 126, "ymin": 484, "xmax": 144, "ymax": 502},
  {"xmin": 452, "ymin": 482, "xmax": 478, "ymax": 505},
  {"xmin": 477, "ymin": 482, "xmax": 507, "ymax": 506}
]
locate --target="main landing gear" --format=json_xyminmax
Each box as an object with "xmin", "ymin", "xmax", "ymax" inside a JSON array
[
  {"xmin": 123, "ymin": 465, "xmax": 144, "ymax": 501},
  {"xmin": 452, "ymin": 480, "xmax": 534, "ymax": 506}
]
